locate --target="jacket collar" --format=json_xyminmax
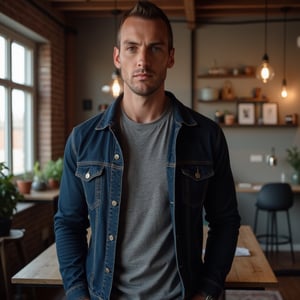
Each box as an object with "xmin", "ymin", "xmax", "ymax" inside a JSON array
[{"xmin": 95, "ymin": 91, "xmax": 197, "ymax": 130}]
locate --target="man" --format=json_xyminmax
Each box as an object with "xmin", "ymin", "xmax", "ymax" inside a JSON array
[{"xmin": 54, "ymin": 2, "xmax": 240, "ymax": 300}]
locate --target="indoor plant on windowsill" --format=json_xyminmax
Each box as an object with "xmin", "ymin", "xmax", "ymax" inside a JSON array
[
  {"xmin": 286, "ymin": 146, "xmax": 300, "ymax": 184},
  {"xmin": 0, "ymin": 162, "xmax": 24, "ymax": 236},
  {"xmin": 32, "ymin": 161, "xmax": 47, "ymax": 191},
  {"xmin": 16, "ymin": 171, "xmax": 33, "ymax": 195},
  {"xmin": 44, "ymin": 158, "xmax": 63, "ymax": 189}
]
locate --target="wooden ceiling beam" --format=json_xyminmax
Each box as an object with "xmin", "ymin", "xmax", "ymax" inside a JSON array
[
  {"xmin": 48, "ymin": 0, "xmax": 300, "ymax": 25},
  {"xmin": 183, "ymin": 0, "xmax": 196, "ymax": 30}
]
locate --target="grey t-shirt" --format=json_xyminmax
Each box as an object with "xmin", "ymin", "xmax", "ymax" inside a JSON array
[{"xmin": 111, "ymin": 104, "xmax": 181, "ymax": 299}]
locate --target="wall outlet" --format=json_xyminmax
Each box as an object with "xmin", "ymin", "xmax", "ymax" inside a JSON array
[{"xmin": 250, "ymin": 154, "xmax": 263, "ymax": 163}]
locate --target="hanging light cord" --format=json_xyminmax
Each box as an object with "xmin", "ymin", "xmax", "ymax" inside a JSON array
[
  {"xmin": 264, "ymin": 0, "xmax": 268, "ymax": 55},
  {"xmin": 283, "ymin": 8, "xmax": 287, "ymax": 79}
]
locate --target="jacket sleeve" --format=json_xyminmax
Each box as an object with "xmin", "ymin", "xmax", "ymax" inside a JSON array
[
  {"xmin": 201, "ymin": 127, "xmax": 241, "ymax": 297},
  {"xmin": 54, "ymin": 129, "xmax": 91, "ymax": 299}
]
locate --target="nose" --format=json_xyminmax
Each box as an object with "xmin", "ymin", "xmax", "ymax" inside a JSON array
[{"xmin": 137, "ymin": 47, "xmax": 148, "ymax": 68}]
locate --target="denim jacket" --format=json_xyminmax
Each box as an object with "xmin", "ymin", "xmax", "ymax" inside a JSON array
[{"xmin": 54, "ymin": 91, "xmax": 240, "ymax": 300}]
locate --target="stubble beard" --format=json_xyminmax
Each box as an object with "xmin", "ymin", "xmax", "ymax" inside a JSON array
[{"xmin": 124, "ymin": 71, "xmax": 166, "ymax": 97}]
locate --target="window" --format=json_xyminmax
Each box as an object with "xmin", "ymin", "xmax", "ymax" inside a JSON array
[{"xmin": 0, "ymin": 26, "xmax": 35, "ymax": 175}]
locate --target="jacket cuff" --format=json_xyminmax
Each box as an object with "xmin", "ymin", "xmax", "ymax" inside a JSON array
[
  {"xmin": 199, "ymin": 278, "xmax": 223, "ymax": 298},
  {"xmin": 66, "ymin": 282, "xmax": 90, "ymax": 300}
]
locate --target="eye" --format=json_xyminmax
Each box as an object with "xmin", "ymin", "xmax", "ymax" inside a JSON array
[
  {"xmin": 126, "ymin": 45, "xmax": 137, "ymax": 53},
  {"xmin": 151, "ymin": 45, "xmax": 162, "ymax": 52}
]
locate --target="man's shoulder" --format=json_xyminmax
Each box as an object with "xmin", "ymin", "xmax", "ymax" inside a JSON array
[{"xmin": 171, "ymin": 97, "xmax": 220, "ymax": 131}]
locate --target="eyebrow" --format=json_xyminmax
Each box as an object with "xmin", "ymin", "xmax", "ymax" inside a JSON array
[{"xmin": 122, "ymin": 40, "xmax": 166, "ymax": 47}]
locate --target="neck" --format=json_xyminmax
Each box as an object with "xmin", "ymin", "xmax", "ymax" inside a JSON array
[{"xmin": 121, "ymin": 90, "xmax": 169, "ymax": 123}]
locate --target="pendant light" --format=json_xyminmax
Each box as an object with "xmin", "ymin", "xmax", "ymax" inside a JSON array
[
  {"xmin": 281, "ymin": 7, "xmax": 288, "ymax": 98},
  {"xmin": 102, "ymin": 69, "xmax": 123, "ymax": 98},
  {"xmin": 101, "ymin": 0, "xmax": 123, "ymax": 98},
  {"xmin": 256, "ymin": 0, "xmax": 275, "ymax": 83}
]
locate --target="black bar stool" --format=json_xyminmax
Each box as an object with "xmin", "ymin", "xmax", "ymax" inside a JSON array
[{"xmin": 253, "ymin": 183, "xmax": 295, "ymax": 263}]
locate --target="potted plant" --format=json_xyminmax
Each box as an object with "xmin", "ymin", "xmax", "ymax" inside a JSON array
[
  {"xmin": 32, "ymin": 161, "xmax": 47, "ymax": 191},
  {"xmin": 286, "ymin": 146, "xmax": 300, "ymax": 184},
  {"xmin": 16, "ymin": 171, "xmax": 33, "ymax": 194},
  {"xmin": 44, "ymin": 158, "xmax": 63, "ymax": 189},
  {"xmin": 0, "ymin": 162, "xmax": 24, "ymax": 236}
]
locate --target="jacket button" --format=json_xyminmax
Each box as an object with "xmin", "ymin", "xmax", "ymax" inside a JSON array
[
  {"xmin": 114, "ymin": 153, "xmax": 120, "ymax": 160},
  {"xmin": 108, "ymin": 234, "xmax": 114, "ymax": 241},
  {"xmin": 105, "ymin": 267, "xmax": 110, "ymax": 273},
  {"xmin": 85, "ymin": 172, "xmax": 90, "ymax": 179},
  {"xmin": 112, "ymin": 200, "xmax": 118, "ymax": 207}
]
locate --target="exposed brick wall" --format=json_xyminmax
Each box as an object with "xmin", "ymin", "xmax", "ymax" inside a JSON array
[{"xmin": 0, "ymin": 0, "xmax": 75, "ymax": 167}]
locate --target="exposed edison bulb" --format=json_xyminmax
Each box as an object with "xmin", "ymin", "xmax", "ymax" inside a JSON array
[
  {"xmin": 256, "ymin": 54, "xmax": 275, "ymax": 83},
  {"xmin": 111, "ymin": 77, "xmax": 122, "ymax": 98},
  {"xmin": 281, "ymin": 79, "xmax": 288, "ymax": 98},
  {"xmin": 101, "ymin": 69, "xmax": 123, "ymax": 98}
]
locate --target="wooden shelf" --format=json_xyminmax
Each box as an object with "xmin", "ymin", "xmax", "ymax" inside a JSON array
[
  {"xmin": 198, "ymin": 74, "xmax": 255, "ymax": 79},
  {"xmin": 198, "ymin": 98, "xmax": 267, "ymax": 103},
  {"xmin": 220, "ymin": 123, "xmax": 298, "ymax": 128}
]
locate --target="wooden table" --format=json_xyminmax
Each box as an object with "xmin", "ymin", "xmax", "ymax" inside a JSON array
[
  {"xmin": 236, "ymin": 183, "xmax": 300, "ymax": 194},
  {"xmin": 219, "ymin": 226, "xmax": 277, "ymax": 288},
  {"xmin": 12, "ymin": 225, "xmax": 277, "ymax": 289}
]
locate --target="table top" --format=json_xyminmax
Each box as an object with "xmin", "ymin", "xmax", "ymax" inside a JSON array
[
  {"xmin": 12, "ymin": 225, "xmax": 277, "ymax": 288},
  {"xmin": 11, "ymin": 243, "xmax": 61, "ymax": 286},
  {"xmin": 236, "ymin": 183, "xmax": 300, "ymax": 194},
  {"xmin": 22, "ymin": 189, "xmax": 59, "ymax": 202},
  {"xmin": 216, "ymin": 226, "xmax": 277, "ymax": 288}
]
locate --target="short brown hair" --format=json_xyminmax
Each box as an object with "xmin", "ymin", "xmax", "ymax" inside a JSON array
[{"xmin": 117, "ymin": 1, "xmax": 174, "ymax": 51}]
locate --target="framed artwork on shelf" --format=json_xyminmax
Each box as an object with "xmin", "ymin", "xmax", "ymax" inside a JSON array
[
  {"xmin": 238, "ymin": 103, "xmax": 255, "ymax": 124},
  {"xmin": 262, "ymin": 103, "xmax": 278, "ymax": 124}
]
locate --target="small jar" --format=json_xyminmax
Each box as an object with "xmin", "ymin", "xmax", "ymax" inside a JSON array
[{"xmin": 224, "ymin": 114, "xmax": 235, "ymax": 125}]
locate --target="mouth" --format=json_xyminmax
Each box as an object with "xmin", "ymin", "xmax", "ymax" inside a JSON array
[
  {"xmin": 133, "ymin": 68, "xmax": 152, "ymax": 80},
  {"xmin": 134, "ymin": 74, "xmax": 149, "ymax": 80}
]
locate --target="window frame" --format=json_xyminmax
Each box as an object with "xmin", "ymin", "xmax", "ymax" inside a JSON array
[{"xmin": 0, "ymin": 24, "xmax": 36, "ymax": 175}]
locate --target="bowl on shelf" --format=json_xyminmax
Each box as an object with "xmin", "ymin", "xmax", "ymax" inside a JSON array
[{"xmin": 198, "ymin": 87, "xmax": 219, "ymax": 101}]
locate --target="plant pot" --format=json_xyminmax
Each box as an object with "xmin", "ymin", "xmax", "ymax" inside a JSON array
[
  {"xmin": 48, "ymin": 178, "xmax": 60, "ymax": 189},
  {"xmin": 0, "ymin": 217, "xmax": 12, "ymax": 237},
  {"xmin": 16, "ymin": 180, "xmax": 32, "ymax": 194},
  {"xmin": 224, "ymin": 114, "xmax": 235, "ymax": 125}
]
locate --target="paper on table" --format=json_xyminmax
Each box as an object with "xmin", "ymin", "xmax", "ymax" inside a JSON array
[
  {"xmin": 237, "ymin": 182, "xmax": 252, "ymax": 188},
  {"xmin": 202, "ymin": 247, "xmax": 251, "ymax": 257},
  {"xmin": 235, "ymin": 247, "xmax": 251, "ymax": 256}
]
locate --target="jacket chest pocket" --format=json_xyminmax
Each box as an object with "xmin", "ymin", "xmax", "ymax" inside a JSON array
[
  {"xmin": 75, "ymin": 165, "xmax": 105, "ymax": 210},
  {"xmin": 177, "ymin": 164, "xmax": 214, "ymax": 207}
]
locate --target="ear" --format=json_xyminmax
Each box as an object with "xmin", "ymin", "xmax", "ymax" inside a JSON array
[
  {"xmin": 113, "ymin": 46, "xmax": 121, "ymax": 69},
  {"xmin": 167, "ymin": 48, "xmax": 175, "ymax": 69}
]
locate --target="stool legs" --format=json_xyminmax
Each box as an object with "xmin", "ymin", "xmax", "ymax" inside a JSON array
[
  {"xmin": 286, "ymin": 211, "xmax": 295, "ymax": 263},
  {"xmin": 0, "ymin": 240, "xmax": 10, "ymax": 300},
  {"xmin": 0, "ymin": 230, "xmax": 27, "ymax": 300},
  {"xmin": 254, "ymin": 209, "xmax": 295, "ymax": 263}
]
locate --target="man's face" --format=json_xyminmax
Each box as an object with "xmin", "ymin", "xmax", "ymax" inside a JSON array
[{"xmin": 113, "ymin": 16, "xmax": 174, "ymax": 97}]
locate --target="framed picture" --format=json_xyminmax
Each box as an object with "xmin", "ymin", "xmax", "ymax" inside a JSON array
[
  {"xmin": 238, "ymin": 103, "xmax": 255, "ymax": 124},
  {"xmin": 262, "ymin": 103, "xmax": 278, "ymax": 124}
]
